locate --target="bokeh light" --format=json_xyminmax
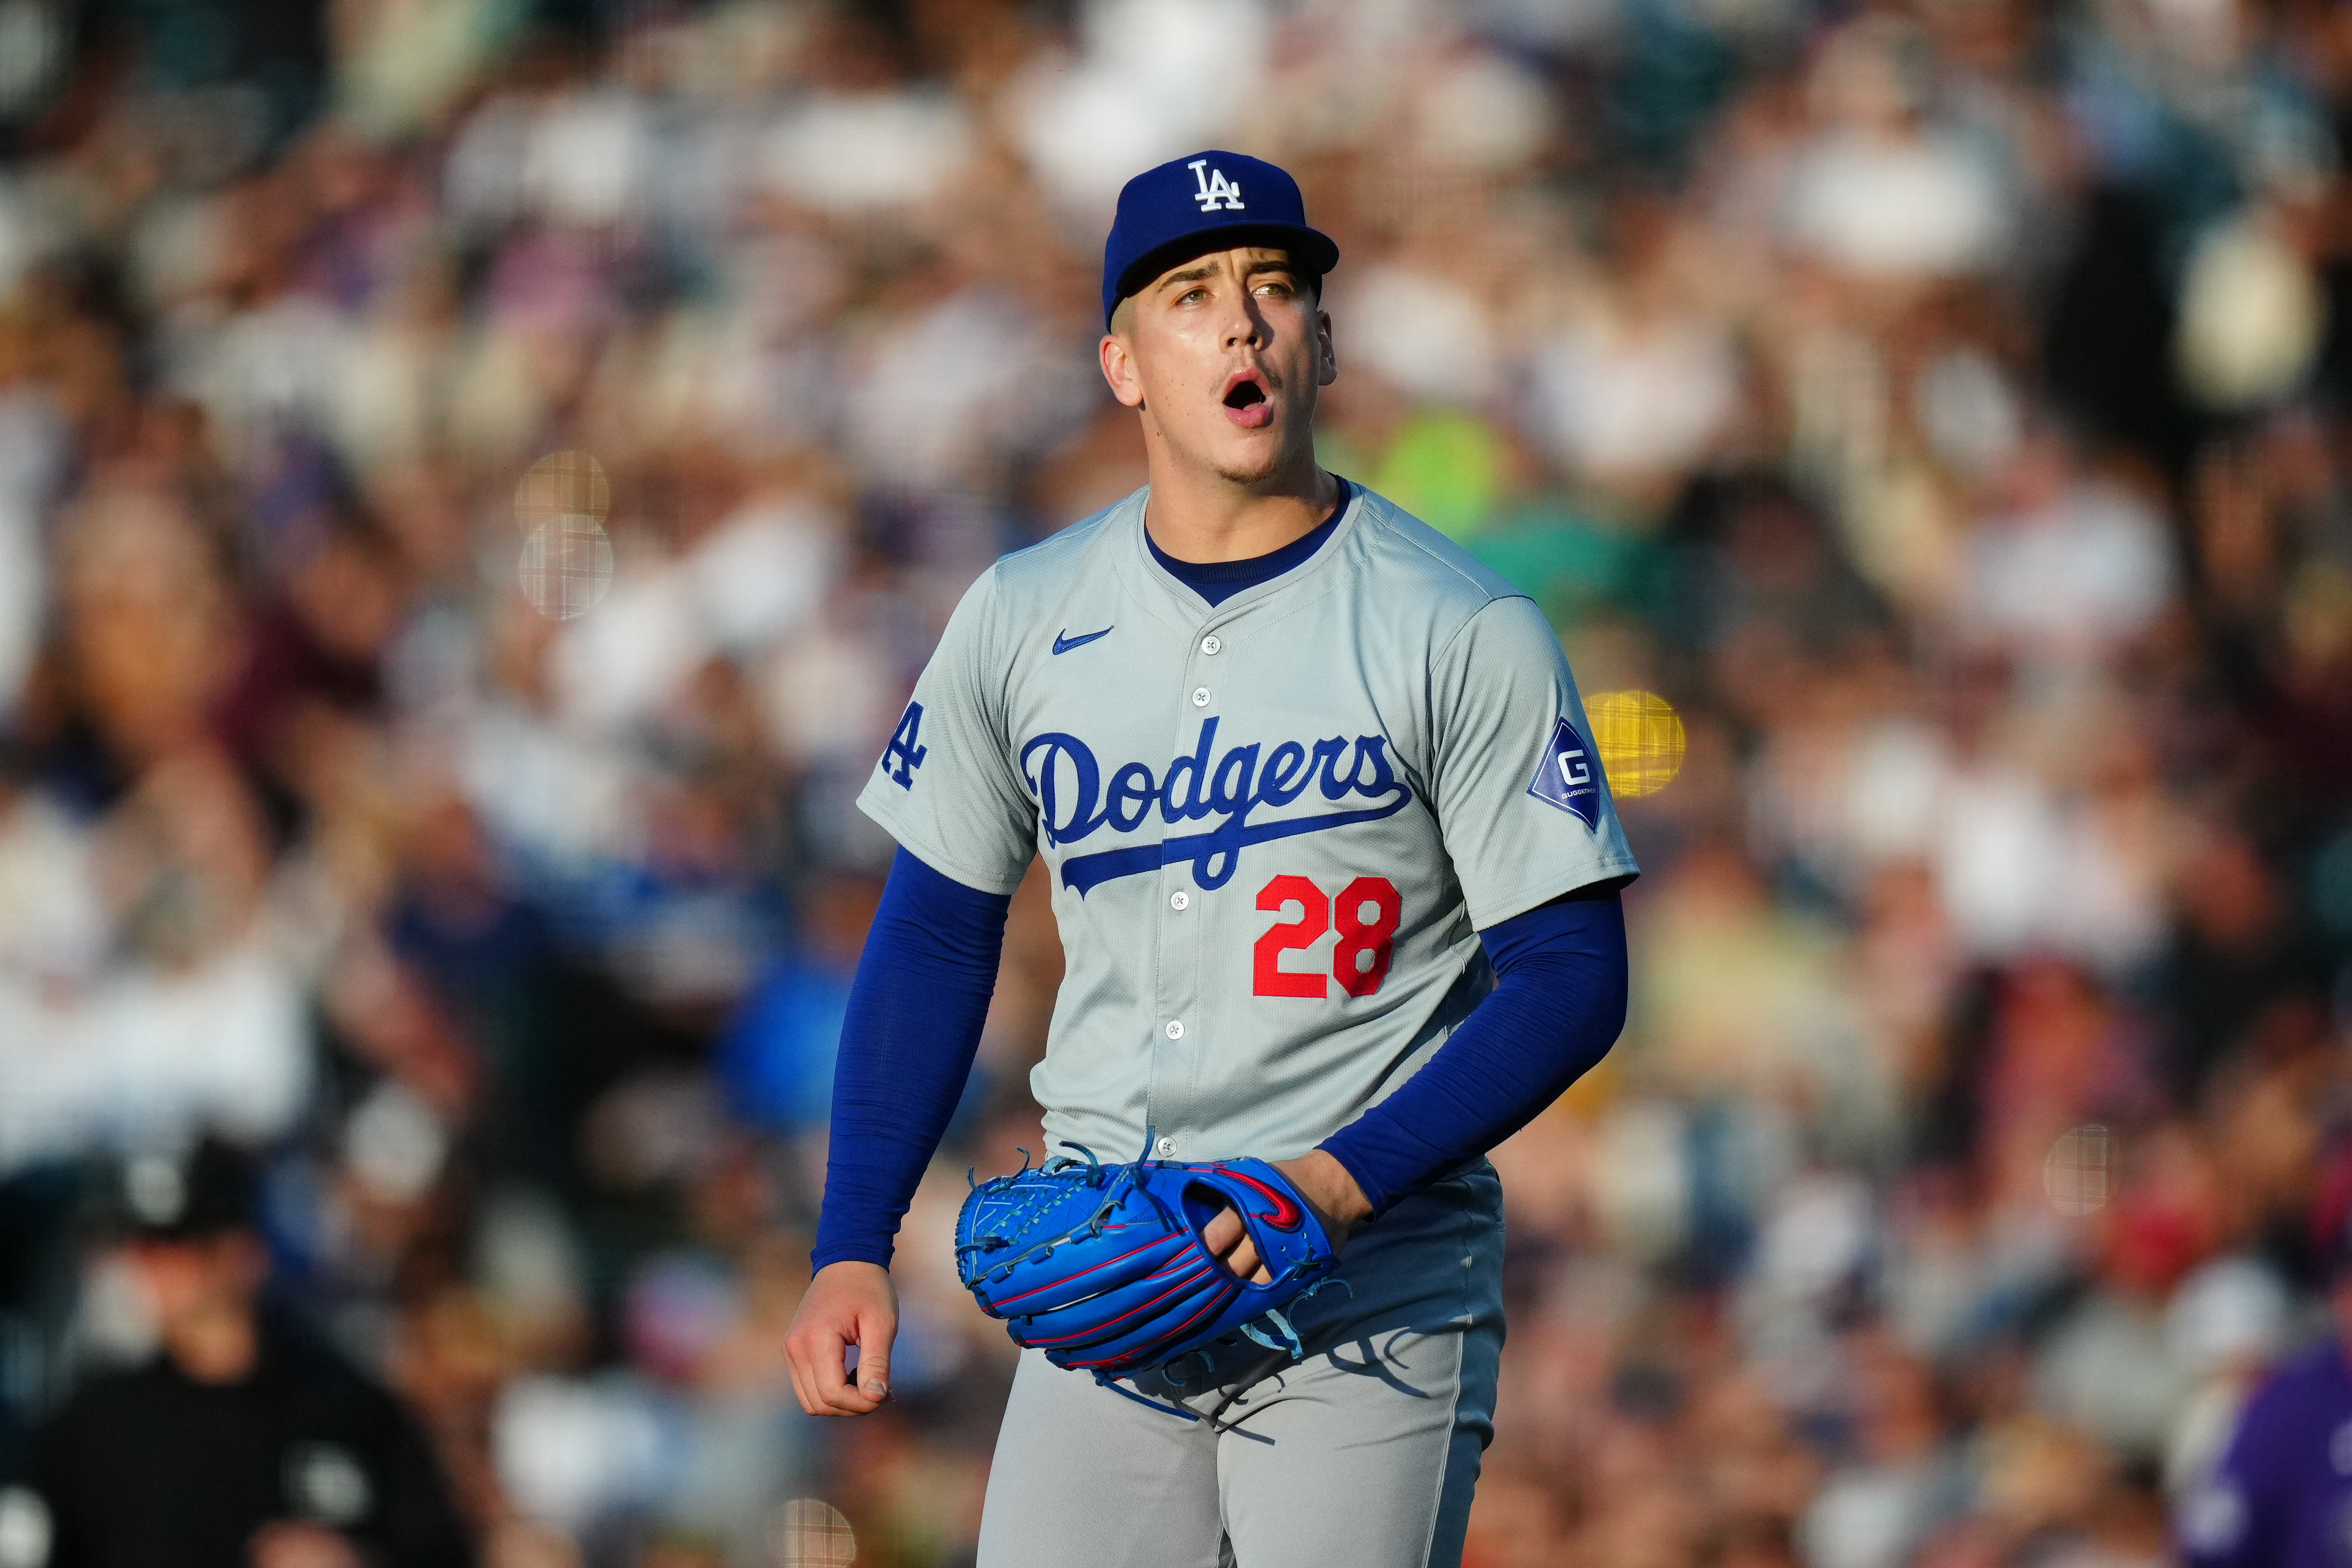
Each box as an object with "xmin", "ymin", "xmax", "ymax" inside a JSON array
[
  {"xmin": 514, "ymin": 450, "xmax": 611, "ymax": 534},
  {"xmin": 518, "ymin": 515, "xmax": 614, "ymax": 621},
  {"xmin": 767, "ymin": 1499, "xmax": 856, "ymax": 1567},
  {"xmin": 1587, "ymin": 690, "xmax": 1686, "ymax": 799},
  {"xmin": 2045, "ymin": 1124, "xmax": 2115, "ymax": 1218},
  {"xmin": 0, "ymin": 1486, "xmax": 52, "ymax": 1568}
]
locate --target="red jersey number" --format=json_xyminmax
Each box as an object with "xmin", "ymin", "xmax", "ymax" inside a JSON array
[
  {"xmin": 1252, "ymin": 875, "xmax": 1329, "ymax": 998},
  {"xmin": 1251, "ymin": 874, "xmax": 1401, "ymax": 999},
  {"xmin": 1331, "ymin": 876, "xmax": 1402, "ymax": 997}
]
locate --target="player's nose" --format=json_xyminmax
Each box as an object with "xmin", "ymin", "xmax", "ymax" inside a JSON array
[{"xmin": 1222, "ymin": 294, "xmax": 1268, "ymax": 350}]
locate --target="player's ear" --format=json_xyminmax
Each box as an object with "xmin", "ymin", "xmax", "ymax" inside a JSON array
[
  {"xmin": 1100, "ymin": 332, "xmax": 1146, "ymax": 409},
  {"xmin": 1315, "ymin": 307, "xmax": 1336, "ymax": 387}
]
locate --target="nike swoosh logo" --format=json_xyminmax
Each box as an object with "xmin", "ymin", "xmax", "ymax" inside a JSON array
[
  {"xmin": 1224, "ymin": 1171, "xmax": 1305, "ymax": 1231},
  {"xmin": 1052, "ymin": 626, "xmax": 1113, "ymax": 655}
]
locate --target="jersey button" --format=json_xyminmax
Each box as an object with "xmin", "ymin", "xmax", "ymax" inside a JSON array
[
  {"xmin": 1165, "ymin": 1020, "xmax": 1184, "ymax": 1039},
  {"xmin": 1200, "ymin": 635, "xmax": 1222, "ymax": 655},
  {"xmin": 1191, "ymin": 687, "xmax": 1210, "ymax": 707},
  {"xmin": 1170, "ymin": 890, "xmax": 1189, "ymax": 910},
  {"xmin": 1155, "ymin": 1136, "xmax": 1177, "ymax": 1157}
]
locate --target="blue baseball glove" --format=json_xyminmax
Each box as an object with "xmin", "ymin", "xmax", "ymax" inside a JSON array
[{"xmin": 954, "ymin": 1145, "xmax": 1338, "ymax": 1413}]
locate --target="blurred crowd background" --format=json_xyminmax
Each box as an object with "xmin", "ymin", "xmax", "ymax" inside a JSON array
[{"xmin": 0, "ymin": 0, "xmax": 2349, "ymax": 1564}]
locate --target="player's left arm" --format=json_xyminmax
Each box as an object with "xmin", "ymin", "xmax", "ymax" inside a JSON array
[
  {"xmin": 1316, "ymin": 887, "xmax": 1626, "ymax": 1213},
  {"xmin": 1205, "ymin": 893, "xmax": 1627, "ymax": 1275},
  {"xmin": 1208, "ymin": 595, "xmax": 1639, "ymax": 1274},
  {"xmin": 1338, "ymin": 592, "xmax": 1641, "ymax": 1209}
]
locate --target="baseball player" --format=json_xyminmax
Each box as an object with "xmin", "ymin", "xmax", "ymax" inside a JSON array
[{"xmin": 782, "ymin": 150, "xmax": 1638, "ymax": 1568}]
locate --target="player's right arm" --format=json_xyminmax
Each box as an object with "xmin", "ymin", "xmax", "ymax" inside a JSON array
[
  {"xmin": 785, "ymin": 847, "xmax": 1010, "ymax": 1415},
  {"xmin": 785, "ymin": 1261, "xmax": 899, "ymax": 1416},
  {"xmin": 786, "ymin": 571, "xmax": 1037, "ymax": 1417}
]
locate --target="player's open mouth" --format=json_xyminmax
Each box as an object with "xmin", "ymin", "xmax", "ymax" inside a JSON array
[{"xmin": 1221, "ymin": 371, "xmax": 1272, "ymax": 428}]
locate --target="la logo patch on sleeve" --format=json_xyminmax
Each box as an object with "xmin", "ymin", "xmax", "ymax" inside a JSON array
[{"xmin": 1527, "ymin": 717, "xmax": 1601, "ymax": 828}]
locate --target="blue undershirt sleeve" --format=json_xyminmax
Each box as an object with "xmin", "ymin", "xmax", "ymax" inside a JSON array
[
  {"xmin": 1318, "ymin": 888, "xmax": 1629, "ymax": 1216},
  {"xmin": 810, "ymin": 846, "xmax": 1012, "ymax": 1272}
]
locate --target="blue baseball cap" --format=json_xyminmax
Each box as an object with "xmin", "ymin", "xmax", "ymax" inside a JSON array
[{"xmin": 1101, "ymin": 150, "xmax": 1340, "ymax": 330}]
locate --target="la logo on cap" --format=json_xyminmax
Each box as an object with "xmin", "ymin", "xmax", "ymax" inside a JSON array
[{"xmin": 1189, "ymin": 159, "xmax": 1244, "ymax": 213}]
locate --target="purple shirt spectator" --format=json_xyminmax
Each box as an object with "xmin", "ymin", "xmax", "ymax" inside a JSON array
[{"xmin": 2177, "ymin": 1338, "xmax": 2352, "ymax": 1568}]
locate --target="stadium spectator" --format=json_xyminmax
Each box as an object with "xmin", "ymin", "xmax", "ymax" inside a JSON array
[
  {"xmin": 25, "ymin": 1139, "xmax": 472, "ymax": 1568},
  {"xmin": 2175, "ymin": 1168, "xmax": 2352, "ymax": 1568}
]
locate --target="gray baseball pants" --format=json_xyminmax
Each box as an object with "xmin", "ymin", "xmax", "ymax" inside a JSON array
[{"xmin": 973, "ymin": 1163, "xmax": 1506, "ymax": 1568}]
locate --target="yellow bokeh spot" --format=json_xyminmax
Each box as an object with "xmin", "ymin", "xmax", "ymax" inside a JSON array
[
  {"xmin": 514, "ymin": 449, "xmax": 609, "ymax": 533},
  {"xmin": 1588, "ymin": 690, "xmax": 1685, "ymax": 799}
]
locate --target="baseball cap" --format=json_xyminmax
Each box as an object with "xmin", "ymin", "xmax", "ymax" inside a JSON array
[
  {"xmin": 113, "ymin": 1137, "xmax": 258, "ymax": 1241},
  {"xmin": 1101, "ymin": 150, "xmax": 1341, "ymax": 330}
]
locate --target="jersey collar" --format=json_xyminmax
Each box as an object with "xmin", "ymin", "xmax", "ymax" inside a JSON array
[{"xmin": 1119, "ymin": 480, "xmax": 1364, "ymax": 630}]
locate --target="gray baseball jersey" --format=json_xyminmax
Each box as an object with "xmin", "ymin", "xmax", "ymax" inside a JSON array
[{"xmin": 856, "ymin": 482, "xmax": 1638, "ymax": 1167}]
